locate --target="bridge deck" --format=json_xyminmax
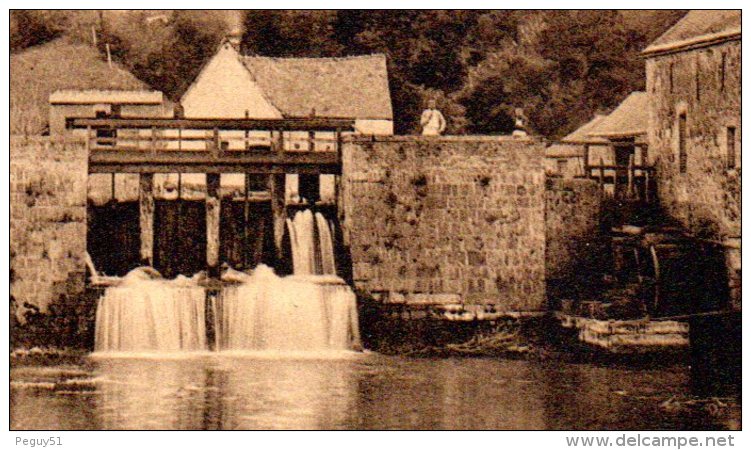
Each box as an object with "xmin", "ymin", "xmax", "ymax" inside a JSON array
[{"xmin": 71, "ymin": 117, "xmax": 354, "ymax": 174}]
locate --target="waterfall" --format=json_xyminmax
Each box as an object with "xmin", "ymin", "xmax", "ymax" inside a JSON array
[
  {"xmin": 94, "ymin": 209, "xmax": 360, "ymax": 354},
  {"xmin": 216, "ymin": 265, "xmax": 360, "ymax": 351},
  {"xmin": 316, "ymin": 213, "xmax": 337, "ymax": 276},
  {"xmin": 94, "ymin": 268, "xmax": 207, "ymax": 353},
  {"xmin": 286, "ymin": 209, "xmax": 337, "ymax": 276}
]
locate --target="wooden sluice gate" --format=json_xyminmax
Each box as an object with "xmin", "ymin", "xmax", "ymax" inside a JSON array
[{"xmin": 76, "ymin": 117, "xmax": 354, "ymax": 282}]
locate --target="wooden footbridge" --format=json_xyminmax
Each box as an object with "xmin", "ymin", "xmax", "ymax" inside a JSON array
[
  {"xmin": 72, "ymin": 117, "xmax": 355, "ymax": 279},
  {"xmin": 72, "ymin": 117, "xmax": 354, "ymax": 174}
]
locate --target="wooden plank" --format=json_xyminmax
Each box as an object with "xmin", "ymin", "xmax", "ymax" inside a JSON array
[
  {"xmin": 551, "ymin": 140, "xmax": 649, "ymax": 149},
  {"xmin": 206, "ymin": 173, "xmax": 221, "ymax": 277},
  {"xmin": 584, "ymin": 164, "xmax": 654, "ymax": 171},
  {"xmin": 88, "ymin": 151, "xmax": 341, "ymax": 174},
  {"xmin": 138, "ymin": 173, "xmax": 154, "ymax": 266},
  {"xmin": 89, "ymin": 150, "xmax": 340, "ymax": 164},
  {"xmin": 72, "ymin": 117, "xmax": 356, "ymax": 131},
  {"xmin": 89, "ymin": 163, "xmax": 341, "ymax": 175}
]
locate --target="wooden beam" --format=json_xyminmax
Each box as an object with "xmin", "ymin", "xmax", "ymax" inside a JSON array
[
  {"xmin": 269, "ymin": 173, "xmax": 287, "ymax": 264},
  {"xmin": 89, "ymin": 163, "xmax": 341, "ymax": 175},
  {"xmin": 88, "ymin": 150, "xmax": 341, "ymax": 174},
  {"xmin": 549, "ymin": 140, "xmax": 649, "ymax": 149},
  {"xmin": 138, "ymin": 173, "xmax": 154, "ymax": 266},
  {"xmin": 206, "ymin": 173, "xmax": 221, "ymax": 277},
  {"xmin": 72, "ymin": 117, "xmax": 356, "ymax": 132}
]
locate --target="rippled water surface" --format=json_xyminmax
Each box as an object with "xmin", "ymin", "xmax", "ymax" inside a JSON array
[{"xmin": 10, "ymin": 354, "xmax": 740, "ymax": 430}]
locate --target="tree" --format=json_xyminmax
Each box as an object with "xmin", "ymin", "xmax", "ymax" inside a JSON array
[{"xmin": 10, "ymin": 10, "xmax": 687, "ymax": 137}]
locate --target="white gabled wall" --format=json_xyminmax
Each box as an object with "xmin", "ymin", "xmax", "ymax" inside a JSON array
[{"xmin": 181, "ymin": 43, "xmax": 282, "ymax": 119}]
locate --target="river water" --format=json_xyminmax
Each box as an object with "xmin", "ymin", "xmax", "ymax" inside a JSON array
[{"xmin": 10, "ymin": 353, "xmax": 740, "ymax": 430}]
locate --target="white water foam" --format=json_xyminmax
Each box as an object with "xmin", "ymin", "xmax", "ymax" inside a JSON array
[
  {"xmin": 216, "ymin": 265, "xmax": 360, "ymax": 351},
  {"xmin": 94, "ymin": 209, "xmax": 360, "ymax": 354},
  {"xmin": 94, "ymin": 268, "xmax": 207, "ymax": 353}
]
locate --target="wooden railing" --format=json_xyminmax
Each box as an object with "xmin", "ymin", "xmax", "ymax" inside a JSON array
[
  {"xmin": 70, "ymin": 117, "xmax": 355, "ymax": 174},
  {"xmin": 547, "ymin": 141, "xmax": 654, "ymax": 202}
]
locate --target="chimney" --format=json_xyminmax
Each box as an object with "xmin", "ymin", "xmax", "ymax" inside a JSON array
[
  {"xmin": 227, "ymin": 31, "xmax": 242, "ymax": 49},
  {"xmin": 226, "ymin": 11, "xmax": 243, "ymax": 49}
]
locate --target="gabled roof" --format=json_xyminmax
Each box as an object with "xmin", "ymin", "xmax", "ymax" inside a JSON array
[
  {"xmin": 241, "ymin": 54, "xmax": 393, "ymax": 120},
  {"xmin": 546, "ymin": 115, "xmax": 608, "ymax": 158},
  {"xmin": 588, "ymin": 92, "xmax": 648, "ymax": 139},
  {"xmin": 11, "ymin": 38, "xmax": 150, "ymax": 134},
  {"xmin": 642, "ymin": 10, "xmax": 741, "ymax": 57},
  {"xmin": 563, "ymin": 114, "xmax": 609, "ymax": 142}
]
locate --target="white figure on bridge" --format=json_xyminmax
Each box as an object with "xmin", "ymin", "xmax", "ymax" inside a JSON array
[{"xmin": 420, "ymin": 99, "xmax": 446, "ymax": 136}]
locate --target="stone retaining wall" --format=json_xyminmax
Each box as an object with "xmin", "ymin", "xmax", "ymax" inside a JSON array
[
  {"xmin": 545, "ymin": 177, "xmax": 605, "ymax": 303},
  {"xmin": 340, "ymin": 136, "xmax": 546, "ymax": 311},
  {"xmin": 10, "ymin": 137, "xmax": 88, "ymax": 313}
]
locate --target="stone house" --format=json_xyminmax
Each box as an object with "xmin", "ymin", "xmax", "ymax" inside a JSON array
[{"xmin": 642, "ymin": 10, "xmax": 741, "ymax": 307}]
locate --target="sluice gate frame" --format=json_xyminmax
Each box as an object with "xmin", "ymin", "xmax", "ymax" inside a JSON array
[{"xmin": 74, "ymin": 117, "xmax": 355, "ymax": 281}]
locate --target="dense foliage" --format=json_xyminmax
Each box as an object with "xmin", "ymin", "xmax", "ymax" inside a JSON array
[{"xmin": 11, "ymin": 10, "xmax": 684, "ymax": 137}]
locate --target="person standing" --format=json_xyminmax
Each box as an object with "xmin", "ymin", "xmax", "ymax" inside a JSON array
[{"xmin": 420, "ymin": 99, "xmax": 447, "ymax": 136}]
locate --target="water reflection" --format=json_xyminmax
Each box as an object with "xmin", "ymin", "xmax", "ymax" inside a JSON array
[{"xmin": 10, "ymin": 355, "xmax": 740, "ymax": 430}]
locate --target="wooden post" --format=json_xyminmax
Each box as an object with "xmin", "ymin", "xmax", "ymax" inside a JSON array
[
  {"xmin": 613, "ymin": 163, "xmax": 619, "ymax": 200},
  {"xmin": 272, "ymin": 130, "xmax": 284, "ymax": 154},
  {"xmin": 212, "ymin": 127, "xmax": 220, "ymax": 157},
  {"xmin": 308, "ymin": 131, "xmax": 316, "ymax": 152},
  {"xmin": 269, "ymin": 173, "xmax": 287, "ymax": 264},
  {"xmin": 139, "ymin": 173, "xmax": 154, "ymax": 266},
  {"xmin": 645, "ymin": 170, "xmax": 651, "ymax": 203},
  {"xmin": 583, "ymin": 144, "xmax": 590, "ymax": 177},
  {"xmin": 151, "ymin": 126, "xmax": 157, "ymax": 154},
  {"xmin": 244, "ymin": 110, "xmax": 250, "ymax": 151},
  {"xmin": 85, "ymin": 125, "xmax": 92, "ymax": 152},
  {"xmin": 598, "ymin": 157, "xmax": 605, "ymax": 195},
  {"xmin": 243, "ymin": 173, "xmax": 251, "ymax": 268},
  {"xmin": 206, "ymin": 173, "xmax": 221, "ymax": 277},
  {"xmin": 627, "ymin": 153, "xmax": 635, "ymax": 199}
]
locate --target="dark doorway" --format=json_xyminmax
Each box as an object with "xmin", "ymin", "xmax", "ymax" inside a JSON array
[
  {"xmin": 154, "ymin": 200, "xmax": 207, "ymax": 278},
  {"xmin": 87, "ymin": 201, "xmax": 141, "ymax": 276},
  {"xmin": 220, "ymin": 200, "xmax": 275, "ymax": 270},
  {"xmin": 613, "ymin": 138, "xmax": 635, "ymax": 168},
  {"xmin": 298, "ymin": 174, "xmax": 320, "ymax": 204}
]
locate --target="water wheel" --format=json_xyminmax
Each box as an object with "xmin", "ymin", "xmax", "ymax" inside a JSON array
[{"xmin": 640, "ymin": 236, "xmax": 729, "ymax": 317}]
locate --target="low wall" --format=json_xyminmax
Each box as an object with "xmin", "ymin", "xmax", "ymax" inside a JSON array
[
  {"xmin": 10, "ymin": 137, "xmax": 88, "ymax": 314},
  {"xmin": 340, "ymin": 136, "xmax": 546, "ymax": 311},
  {"xmin": 545, "ymin": 177, "xmax": 605, "ymax": 303}
]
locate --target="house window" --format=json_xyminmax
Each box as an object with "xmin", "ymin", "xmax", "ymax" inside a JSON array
[
  {"xmin": 557, "ymin": 159, "xmax": 568, "ymax": 174},
  {"xmin": 678, "ymin": 113, "xmax": 687, "ymax": 173},
  {"xmin": 720, "ymin": 52, "xmax": 727, "ymax": 92},
  {"xmin": 726, "ymin": 126, "xmax": 736, "ymax": 169}
]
